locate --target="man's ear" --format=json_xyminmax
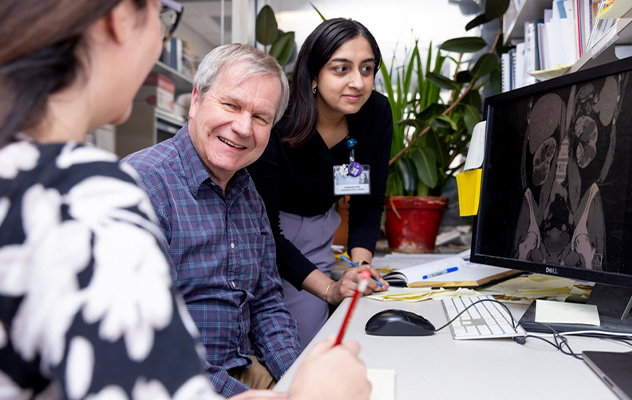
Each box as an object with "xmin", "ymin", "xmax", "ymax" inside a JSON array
[{"xmin": 189, "ymin": 88, "xmax": 200, "ymax": 120}]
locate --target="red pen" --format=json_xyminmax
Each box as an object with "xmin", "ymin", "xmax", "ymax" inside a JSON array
[{"xmin": 335, "ymin": 270, "xmax": 371, "ymax": 345}]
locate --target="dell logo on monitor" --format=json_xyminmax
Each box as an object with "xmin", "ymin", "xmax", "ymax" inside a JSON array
[{"xmin": 546, "ymin": 267, "xmax": 558, "ymax": 275}]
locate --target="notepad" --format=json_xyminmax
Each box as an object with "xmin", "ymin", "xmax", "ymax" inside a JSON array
[
  {"xmin": 367, "ymin": 369, "xmax": 395, "ymax": 400},
  {"xmin": 380, "ymin": 256, "xmax": 520, "ymax": 288}
]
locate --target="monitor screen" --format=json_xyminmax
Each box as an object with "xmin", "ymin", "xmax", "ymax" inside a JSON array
[{"xmin": 471, "ymin": 58, "xmax": 632, "ymax": 332}]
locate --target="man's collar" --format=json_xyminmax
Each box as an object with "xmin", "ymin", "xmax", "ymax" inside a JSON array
[{"xmin": 174, "ymin": 123, "xmax": 250, "ymax": 197}]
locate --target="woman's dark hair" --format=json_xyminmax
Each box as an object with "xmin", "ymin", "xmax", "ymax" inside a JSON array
[
  {"xmin": 283, "ymin": 18, "xmax": 382, "ymax": 148},
  {"xmin": 0, "ymin": 0, "xmax": 148, "ymax": 147}
]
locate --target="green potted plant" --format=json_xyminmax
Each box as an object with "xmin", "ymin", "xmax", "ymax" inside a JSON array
[
  {"xmin": 382, "ymin": 0, "xmax": 509, "ymax": 253},
  {"xmin": 255, "ymin": 5, "xmax": 296, "ymax": 66}
]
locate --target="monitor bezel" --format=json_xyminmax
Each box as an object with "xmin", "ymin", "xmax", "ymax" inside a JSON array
[{"xmin": 471, "ymin": 56, "xmax": 632, "ymax": 289}]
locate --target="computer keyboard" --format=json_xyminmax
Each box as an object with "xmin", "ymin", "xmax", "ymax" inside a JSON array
[{"xmin": 441, "ymin": 295, "xmax": 527, "ymax": 340}]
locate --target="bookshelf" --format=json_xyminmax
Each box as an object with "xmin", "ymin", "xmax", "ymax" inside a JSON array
[
  {"xmin": 115, "ymin": 103, "xmax": 186, "ymax": 158},
  {"xmin": 112, "ymin": 61, "xmax": 192, "ymax": 158},
  {"xmin": 570, "ymin": 17, "xmax": 632, "ymax": 73},
  {"xmin": 152, "ymin": 60, "xmax": 194, "ymax": 96},
  {"xmin": 502, "ymin": 0, "xmax": 632, "ymax": 91},
  {"xmin": 504, "ymin": 0, "xmax": 554, "ymax": 45}
]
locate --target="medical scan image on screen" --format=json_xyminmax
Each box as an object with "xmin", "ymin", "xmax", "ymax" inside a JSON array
[{"xmin": 480, "ymin": 71, "xmax": 632, "ymax": 276}]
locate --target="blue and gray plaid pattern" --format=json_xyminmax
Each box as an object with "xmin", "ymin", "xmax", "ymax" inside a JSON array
[{"xmin": 122, "ymin": 125, "xmax": 300, "ymax": 397}]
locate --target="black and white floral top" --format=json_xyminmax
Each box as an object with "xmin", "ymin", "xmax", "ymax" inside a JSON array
[{"xmin": 0, "ymin": 140, "xmax": 223, "ymax": 399}]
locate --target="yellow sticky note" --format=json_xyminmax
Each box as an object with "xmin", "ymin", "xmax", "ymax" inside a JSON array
[
  {"xmin": 535, "ymin": 300, "xmax": 601, "ymax": 326},
  {"xmin": 367, "ymin": 369, "xmax": 395, "ymax": 400},
  {"xmin": 456, "ymin": 169, "xmax": 482, "ymax": 216}
]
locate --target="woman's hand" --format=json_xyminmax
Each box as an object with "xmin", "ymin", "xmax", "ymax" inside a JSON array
[
  {"xmin": 287, "ymin": 336, "xmax": 371, "ymax": 400},
  {"xmin": 329, "ymin": 263, "xmax": 389, "ymax": 304}
]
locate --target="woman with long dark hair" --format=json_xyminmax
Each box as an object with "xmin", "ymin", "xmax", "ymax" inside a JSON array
[
  {"xmin": 0, "ymin": 2, "xmax": 370, "ymax": 398},
  {"xmin": 249, "ymin": 18, "xmax": 393, "ymax": 349}
]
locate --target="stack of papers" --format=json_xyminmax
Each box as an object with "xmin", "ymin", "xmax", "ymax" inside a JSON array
[
  {"xmin": 366, "ymin": 287, "xmax": 484, "ymax": 302},
  {"xmin": 482, "ymin": 274, "xmax": 592, "ymax": 302}
]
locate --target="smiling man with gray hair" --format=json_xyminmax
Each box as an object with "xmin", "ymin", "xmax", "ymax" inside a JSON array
[{"xmin": 122, "ymin": 43, "xmax": 299, "ymax": 397}]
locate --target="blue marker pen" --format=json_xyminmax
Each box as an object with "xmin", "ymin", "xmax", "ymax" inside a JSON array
[
  {"xmin": 339, "ymin": 254, "xmax": 384, "ymax": 288},
  {"xmin": 422, "ymin": 267, "xmax": 459, "ymax": 280}
]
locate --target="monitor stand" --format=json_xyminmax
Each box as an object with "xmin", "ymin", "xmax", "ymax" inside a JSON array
[{"xmin": 518, "ymin": 283, "xmax": 632, "ymax": 335}]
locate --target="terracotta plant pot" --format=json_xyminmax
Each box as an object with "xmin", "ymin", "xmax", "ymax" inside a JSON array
[{"xmin": 385, "ymin": 196, "xmax": 448, "ymax": 253}]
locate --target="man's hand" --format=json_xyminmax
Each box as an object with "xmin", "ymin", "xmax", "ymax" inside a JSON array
[{"xmin": 287, "ymin": 336, "xmax": 371, "ymax": 400}]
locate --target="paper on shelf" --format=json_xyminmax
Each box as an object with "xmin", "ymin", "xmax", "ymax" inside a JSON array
[
  {"xmin": 528, "ymin": 65, "xmax": 572, "ymax": 80},
  {"xmin": 367, "ymin": 369, "xmax": 395, "ymax": 400},
  {"xmin": 535, "ymin": 299, "xmax": 600, "ymax": 326},
  {"xmin": 596, "ymin": 0, "xmax": 632, "ymax": 19}
]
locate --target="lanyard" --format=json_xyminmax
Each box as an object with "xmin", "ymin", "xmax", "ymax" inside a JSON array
[
  {"xmin": 345, "ymin": 137, "xmax": 362, "ymax": 177},
  {"xmin": 346, "ymin": 137, "xmax": 357, "ymax": 163}
]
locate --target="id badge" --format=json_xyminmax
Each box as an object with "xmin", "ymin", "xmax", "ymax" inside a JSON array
[{"xmin": 333, "ymin": 163, "xmax": 371, "ymax": 195}]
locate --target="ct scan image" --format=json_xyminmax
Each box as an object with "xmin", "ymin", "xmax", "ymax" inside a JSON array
[{"xmin": 479, "ymin": 71, "xmax": 632, "ymax": 275}]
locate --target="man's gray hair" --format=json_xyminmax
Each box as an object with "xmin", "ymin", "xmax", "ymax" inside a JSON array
[{"xmin": 193, "ymin": 43, "xmax": 289, "ymax": 124}]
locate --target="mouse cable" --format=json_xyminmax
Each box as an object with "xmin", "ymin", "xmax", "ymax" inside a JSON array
[
  {"xmin": 518, "ymin": 322, "xmax": 584, "ymax": 359},
  {"xmin": 433, "ymin": 298, "xmax": 521, "ymax": 333}
]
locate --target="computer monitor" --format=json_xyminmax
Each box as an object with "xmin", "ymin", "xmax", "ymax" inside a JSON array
[{"xmin": 471, "ymin": 57, "xmax": 632, "ymax": 334}]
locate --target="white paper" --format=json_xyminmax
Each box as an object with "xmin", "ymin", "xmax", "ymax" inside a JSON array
[{"xmin": 464, "ymin": 121, "xmax": 486, "ymax": 171}]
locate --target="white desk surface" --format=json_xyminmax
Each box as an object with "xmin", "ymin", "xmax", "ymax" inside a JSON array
[{"xmin": 275, "ymin": 297, "xmax": 627, "ymax": 400}]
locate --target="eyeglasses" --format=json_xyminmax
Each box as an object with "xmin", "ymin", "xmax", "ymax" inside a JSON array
[{"xmin": 159, "ymin": 0, "xmax": 183, "ymax": 42}]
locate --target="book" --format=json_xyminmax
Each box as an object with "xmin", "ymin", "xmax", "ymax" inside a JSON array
[
  {"xmin": 380, "ymin": 256, "xmax": 520, "ymax": 288},
  {"xmin": 501, "ymin": 52, "xmax": 511, "ymax": 92}
]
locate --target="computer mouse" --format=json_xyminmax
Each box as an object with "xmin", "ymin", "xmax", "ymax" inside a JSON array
[{"xmin": 365, "ymin": 309, "xmax": 435, "ymax": 336}]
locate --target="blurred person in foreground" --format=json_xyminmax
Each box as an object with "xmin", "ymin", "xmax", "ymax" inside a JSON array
[{"xmin": 0, "ymin": 0, "xmax": 371, "ymax": 399}]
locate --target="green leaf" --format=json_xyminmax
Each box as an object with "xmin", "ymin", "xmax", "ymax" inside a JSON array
[
  {"xmin": 403, "ymin": 44, "xmax": 419, "ymax": 104},
  {"xmin": 485, "ymin": 0, "xmax": 510, "ymax": 20},
  {"xmin": 465, "ymin": 14, "xmax": 490, "ymax": 31},
  {"xmin": 311, "ymin": 3, "xmax": 326, "ymax": 21},
  {"xmin": 417, "ymin": 102, "xmax": 447, "ymax": 123},
  {"xmin": 426, "ymin": 130, "xmax": 449, "ymax": 168},
  {"xmin": 440, "ymin": 37, "xmax": 488, "ymax": 53},
  {"xmin": 380, "ymin": 60, "xmax": 395, "ymax": 108},
  {"xmin": 387, "ymin": 170, "xmax": 404, "ymax": 196},
  {"xmin": 462, "ymin": 89, "xmax": 482, "ymax": 110},
  {"xmin": 396, "ymin": 119, "xmax": 421, "ymax": 131},
  {"xmin": 429, "ymin": 118, "xmax": 454, "ymax": 137},
  {"xmin": 256, "ymin": 5, "xmax": 278, "ymax": 46},
  {"xmin": 463, "ymin": 104, "xmax": 481, "ymax": 134},
  {"xmin": 489, "ymin": 68, "xmax": 502, "ymax": 94},
  {"xmin": 411, "ymin": 147, "xmax": 438, "ymax": 188},
  {"xmin": 495, "ymin": 33, "xmax": 512, "ymax": 56},
  {"xmin": 269, "ymin": 32, "xmax": 295, "ymax": 65},
  {"xmin": 426, "ymin": 72, "xmax": 460, "ymax": 90},
  {"xmin": 435, "ymin": 115, "xmax": 458, "ymax": 131},
  {"xmin": 471, "ymin": 53, "xmax": 498, "ymax": 78},
  {"xmin": 456, "ymin": 70, "xmax": 473, "ymax": 83},
  {"xmin": 397, "ymin": 158, "xmax": 418, "ymax": 194}
]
